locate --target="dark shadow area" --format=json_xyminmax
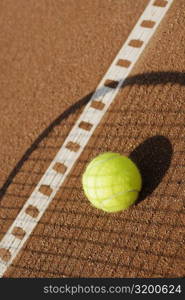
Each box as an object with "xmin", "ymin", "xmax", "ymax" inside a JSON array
[
  {"xmin": 129, "ymin": 135, "xmax": 173, "ymax": 204},
  {"xmin": 122, "ymin": 71, "xmax": 185, "ymax": 87},
  {"xmin": 0, "ymin": 71, "xmax": 184, "ymax": 201}
]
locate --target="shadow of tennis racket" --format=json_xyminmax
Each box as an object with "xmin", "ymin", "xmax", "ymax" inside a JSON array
[{"xmin": 0, "ymin": 71, "xmax": 184, "ymax": 202}]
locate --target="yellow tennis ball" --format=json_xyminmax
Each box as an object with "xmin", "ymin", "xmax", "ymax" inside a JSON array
[{"xmin": 82, "ymin": 152, "xmax": 142, "ymax": 213}]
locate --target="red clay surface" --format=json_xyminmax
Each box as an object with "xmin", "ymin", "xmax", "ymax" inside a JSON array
[{"xmin": 0, "ymin": 0, "xmax": 184, "ymax": 277}]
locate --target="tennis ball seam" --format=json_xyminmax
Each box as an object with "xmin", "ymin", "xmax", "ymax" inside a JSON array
[
  {"xmin": 85, "ymin": 189, "xmax": 139, "ymax": 203},
  {"xmin": 83, "ymin": 169, "xmax": 135, "ymax": 178},
  {"xmin": 102, "ymin": 189, "xmax": 139, "ymax": 204},
  {"xmin": 85, "ymin": 153, "xmax": 120, "ymax": 174}
]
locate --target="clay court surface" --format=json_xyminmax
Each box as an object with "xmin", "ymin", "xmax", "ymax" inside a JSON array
[{"xmin": 0, "ymin": 0, "xmax": 184, "ymax": 277}]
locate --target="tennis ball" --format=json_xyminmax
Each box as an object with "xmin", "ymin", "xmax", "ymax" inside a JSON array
[{"xmin": 82, "ymin": 152, "xmax": 142, "ymax": 213}]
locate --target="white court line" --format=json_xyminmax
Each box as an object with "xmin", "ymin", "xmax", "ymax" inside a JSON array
[{"xmin": 0, "ymin": 0, "xmax": 174, "ymax": 276}]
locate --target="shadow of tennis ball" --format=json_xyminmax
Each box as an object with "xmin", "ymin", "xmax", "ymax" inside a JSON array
[{"xmin": 129, "ymin": 135, "xmax": 173, "ymax": 204}]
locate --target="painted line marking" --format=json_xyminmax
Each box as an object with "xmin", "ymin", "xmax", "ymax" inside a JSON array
[{"xmin": 0, "ymin": 0, "xmax": 174, "ymax": 276}]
